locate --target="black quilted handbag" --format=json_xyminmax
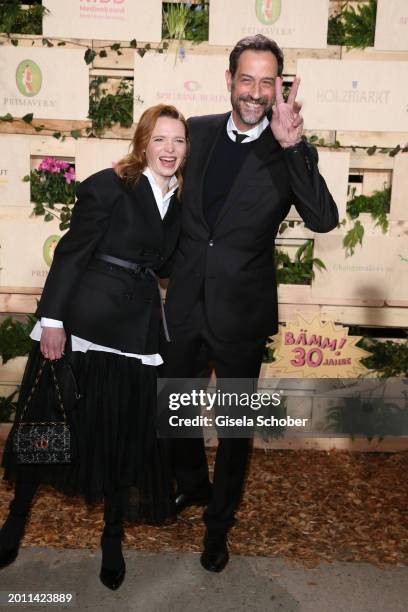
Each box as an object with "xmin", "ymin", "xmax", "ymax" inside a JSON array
[{"xmin": 13, "ymin": 359, "xmax": 71, "ymax": 464}]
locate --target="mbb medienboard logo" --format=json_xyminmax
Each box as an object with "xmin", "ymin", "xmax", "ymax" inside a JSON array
[
  {"xmin": 16, "ymin": 60, "xmax": 42, "ymax": 97},
  {"xmin": 255, "ymin": 0, "xmax": 281, "ymax": 25}
]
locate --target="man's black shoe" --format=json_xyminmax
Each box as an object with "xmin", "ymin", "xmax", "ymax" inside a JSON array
[
  {"xmin": 200, "ymin": 530, "xmax": 229, "ymax": 573},
  {"xmin": 174, "ymin": 491, "xmax": 211, "ymax": 514},
  {"xmin": 0, "ymin": 544, "xmax": 19, "ymax": 570},
  {"xmin": 99, "ymin": 563, "xmax": 126, "ymax": 590}
]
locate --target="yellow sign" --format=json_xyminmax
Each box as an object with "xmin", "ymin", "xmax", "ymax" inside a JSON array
[{"xmin": 269, "ymin": 314, "xmax": 371, "ymax": 378}]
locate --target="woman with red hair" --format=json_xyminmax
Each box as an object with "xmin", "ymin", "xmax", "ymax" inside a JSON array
[{"xmin": 0, "ymin": 104, "xmax": 188, "ymax": 590}]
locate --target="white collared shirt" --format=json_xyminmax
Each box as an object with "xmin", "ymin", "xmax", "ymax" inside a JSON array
[
  {"xmin": 226, "ymin": 114, "xmax": 269, "ymax": 144},
  {"xmin": 31, "ymin": 169, "xmax": 178, "ymax": 366},
  {"xmin": 143, "ymin": 167, "xmax": 178, "ymax": 219}
]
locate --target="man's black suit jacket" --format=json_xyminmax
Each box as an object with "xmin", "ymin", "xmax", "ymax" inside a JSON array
[
  {"xmin": 37, "ymin": 168, "xmax": 180, "ymax": 354},
  {"xmin": 164, "ymin": 113, "xmax": 339, "ymax": 342}
]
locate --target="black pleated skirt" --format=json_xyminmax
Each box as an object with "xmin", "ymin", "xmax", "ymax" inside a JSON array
[{"xmin": 2, "ymin": 341, "xmax": 176, "ymax": 524}]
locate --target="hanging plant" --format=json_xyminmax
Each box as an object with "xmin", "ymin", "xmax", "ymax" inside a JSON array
[
  {"xmin": 23, "ymin": 156, "xmax": 80, "ymax": 231},
  {"xmin": 359, "ymin": 338, "xmax": 408, "ymax": 378},
  {"xmin": 162, "ymin": 1, "xmax": 209, "ymax": 44},
  {"xmin": 327, "ymin": 0, "xmax": 377, "ymax": 48},
  {"xmin": 0, "ymin": 315, "xmax": 36, "ymax": 364},
  {"xmin": 0, "ymin": 0, "xmax": 48, "ymax": 35},
  {"xmin": 88, "ymin": 77, "xmax": 134, "ymax": 136},
  {"xmin": 342, "ymin": 185, "xmax": 390, "ymax": 256},
  {"xmin": 0, "ymin": 390, "xmax": 18, "ymax": 423},
  {"xmin": 275, "ymin": 240, "xmax": 326, "ymax": 285}
]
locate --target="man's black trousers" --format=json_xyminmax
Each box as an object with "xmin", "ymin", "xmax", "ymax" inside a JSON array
[{"xmin": 161, "ymin": 300, "xmax": 266, "ymax": 532}]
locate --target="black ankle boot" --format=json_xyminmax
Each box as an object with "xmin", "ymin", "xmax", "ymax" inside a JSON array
[
  {"xmin": 0, "ymin": 511, "xmax": 29, "ymax": 570},
  {"xmin": 99, "ymin": 531, "xmax": 125, "ymax": 590}
]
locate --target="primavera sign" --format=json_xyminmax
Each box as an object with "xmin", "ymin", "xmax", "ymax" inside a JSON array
[
  {"xmin": 256, "ymin": 0, "xmax": 281, "ymax": 25},
  {"xmin": 16, "ymin": 60, "xmax": 42, "ymax": 97}
]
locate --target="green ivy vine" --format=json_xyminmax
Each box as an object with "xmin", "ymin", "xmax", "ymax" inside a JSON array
[
  {"xmin": 88, "ymin": 77, "xmax": 134, "ymax": 136},
  {"xmin": 342, "ymin": 186, "xmax": 390, "ymax": 256}
]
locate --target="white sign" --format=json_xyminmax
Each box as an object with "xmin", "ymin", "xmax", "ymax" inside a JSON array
[
  {"xmin": 75, "ymin": 139, "xmax": 130, "ymax": 181},
  {"xmin": 209, "ymin": 0, "xmax": 329, "ymax": 48},
  {"xmin": 0, "ymin": 47, "xmax": 89, "ymax": 120},
  {"xmin": 375, "ymin": 0, "xmax": 408, "ymax": 51},
  {"xmin": 312, "ymin": 234, "xmax": 408, "ymax": 301},
  {"xmin": 297, "ymin": 59, "xmax": 408, "ymax": 132},
  {"xmin": 0, "ymin": 207, "xmax": 65, "ymax": 289},
  {"xmin": 0, "ymin": 135, "xmax": 30, "ymax": 207},
  {"xmin": 43, "ymin": 0, "xmax": 162, "ymax": 43},
  {"xmin": 134, "ymin": 51, "xmax": 230, "ymax": 121}
]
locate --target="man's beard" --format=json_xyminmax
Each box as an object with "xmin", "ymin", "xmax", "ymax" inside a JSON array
[{"xmin": 231, "ymin": 93, "xmax": 272, "ymax": 127}]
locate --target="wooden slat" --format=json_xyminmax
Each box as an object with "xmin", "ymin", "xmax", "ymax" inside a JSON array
[
  {"xmin": 0, "ymin": 294, "xmax": 38, "ymax": 313},
  {"xmin": 278, "ymin": 284, "xmax": 386, "ymax": 307},
  {"xmin": 321, "ymin": 305, "xmax": 408, "ymax": 327},
  {"xmin": 341, "ymin": 47, "xmax": 408, "ymax": 62},
  {"xmin": 336, "ymin": 131, "xmax": 408, "ymax": 148}
]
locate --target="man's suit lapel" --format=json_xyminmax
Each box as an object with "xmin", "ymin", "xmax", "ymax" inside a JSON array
[{"xmin": 214, "ymin": 125, "xmax": 280, "ymax": 229}]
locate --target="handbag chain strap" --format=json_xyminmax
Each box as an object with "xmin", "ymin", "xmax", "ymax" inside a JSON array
[{"xmin": 18, "ymin": 359, "xmax": 68, "ymax": 424}]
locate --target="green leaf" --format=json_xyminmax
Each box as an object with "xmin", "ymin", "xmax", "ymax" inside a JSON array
[
  {"xmin": 84, "ymin": 48, "xmax": 96, "ymax": 65},
  {"xmin": 52, "ymin": 131, "xmax": 62, "ymax": 139},
  {"xmin": 22, "ymin": 113, "xmax": 33, "ymax": 124},
  {"xmin": 130, "ymin": 39, "xmax": 137, "ymax": 49},
  {"xmin": 0, "ymin": 113, "xmax": 14, "ymax": 122},
  {"xmin": 389, "ymin": 145, "xmax": 401, "ymax": 157},
  {"xmin": 34, "ymin": 125, "xmax": 44, "ymax": 132},
  {"xmin": 22, "ymin": 175, "xmax": 30, "ymax": 182},
  {"xmin": 343, "ymin": 220, "xmax": 365, "ymax": 257},
  {"xmin": 137, "ymin": 48, "xmax": 146, "ymax": 58},
  {"xmin": 70, "ymin": 129, "xmax": 82, "ymax": 139},
  {"xmin": 42, "ymin": 38, "xmax": 54, "ymax": 47},
  {"xmin": 367, "ymin": 145, "xmax": 377, "ymax": 156},
  {"xmin": 110, "ymin": 43, "xmax": 121, "ymax": 51},
  {"xmin": 11, "ymin": 38, "xmax": 18, "ymax": 46},
  {"xmin": 99, "ymin": 49, "xmax": 108, "ymax": 58},
  {"xmin": 57, "ymin": 41, "xmax": 66, "ymax": 46},
  {"xmin": 44, "ymin": 212, "xmax": 54, "ymax": 222}
]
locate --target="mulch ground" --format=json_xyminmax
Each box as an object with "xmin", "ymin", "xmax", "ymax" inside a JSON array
[{"xmin": 0, "ymin": 449, "xmax": 407, "ymax": 568}]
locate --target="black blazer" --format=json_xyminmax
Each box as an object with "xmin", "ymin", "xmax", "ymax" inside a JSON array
[
  {"xmin": 165, "ymin": 113, "xmax": 339, "ymax": 342},
  {"xmin": 37, "ymin": 168, "xmax": 180, "ymax": 354}
]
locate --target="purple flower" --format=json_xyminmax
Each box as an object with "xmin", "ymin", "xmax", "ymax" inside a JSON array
[
  {"xmin": 64, "ymin": 167, "xmax": 76, "ymax": 184},
  {"xmin": 38, "ymin": 156, "xmax": 54, "ymax": 172},
  {"xmin": 55, "ymin": 159, "xmax": 70, "ymax": 171},
  {"xmin": 38, "ymin": 156, "xmax": 71, "ymax": 174}
]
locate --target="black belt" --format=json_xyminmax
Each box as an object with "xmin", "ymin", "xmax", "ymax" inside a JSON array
[{"xmin": 95, "ymin": 252, "xmax": 170, "ymax": 342}]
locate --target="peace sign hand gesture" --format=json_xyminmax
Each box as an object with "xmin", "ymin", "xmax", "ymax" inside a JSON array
[{"xmin": 270, "ymin": 76, "xmax": 304, "ymax": 149}]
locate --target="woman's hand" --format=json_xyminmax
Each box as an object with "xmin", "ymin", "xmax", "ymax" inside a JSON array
[{"xmin": 40, "ymin": 327, "xmax": 66, "ymax": 360}]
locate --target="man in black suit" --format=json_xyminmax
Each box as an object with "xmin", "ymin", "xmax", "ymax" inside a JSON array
[{"xmin": 162, "ymin": 35, "xmax": 338, "ymax": 572}]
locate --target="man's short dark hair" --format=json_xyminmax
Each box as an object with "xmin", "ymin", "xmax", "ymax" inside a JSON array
[{"xmin": 229, "ymin": 34, "xmax": 284, "ymax": 78}]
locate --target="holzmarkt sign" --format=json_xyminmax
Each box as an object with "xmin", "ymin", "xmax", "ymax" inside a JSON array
[{"xmin": 269, "ymin": 314, "xmax": 371, "ymax": 378}]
